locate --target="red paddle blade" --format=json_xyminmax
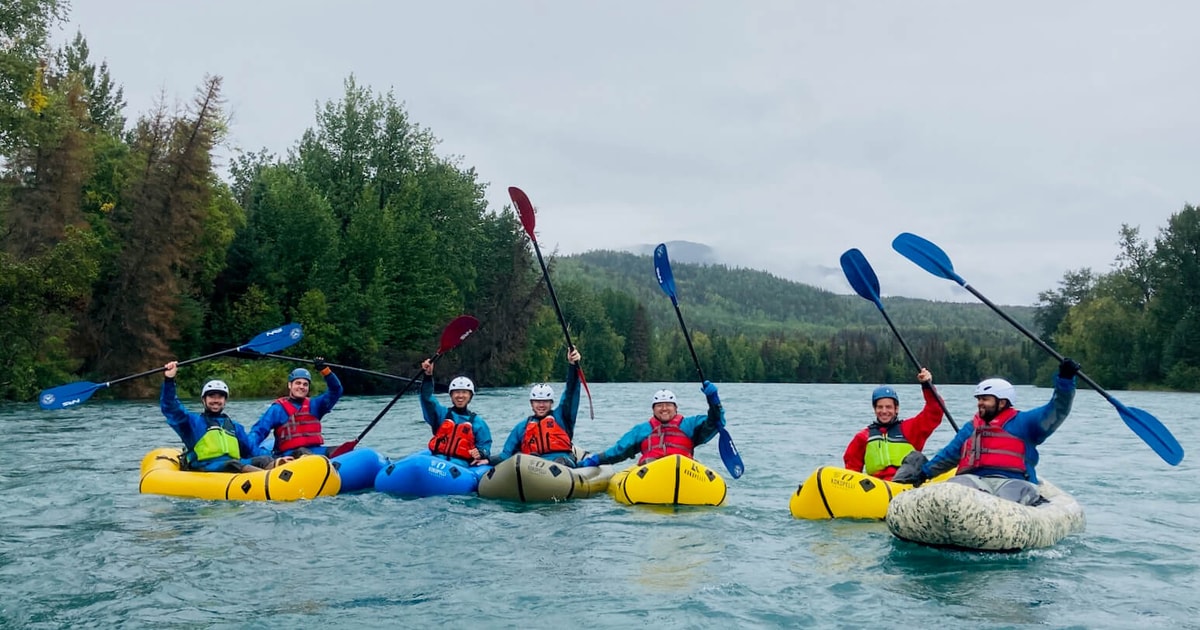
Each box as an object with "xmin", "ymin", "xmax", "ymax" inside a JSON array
[
  {"xmin": 439, "ymin": 315, "xmax": 480, "ymax": 353},
  {"xmin": 577, "ymin": 365, "xmax": 595, "ymax": 420},
  {"xmin": 508, "ymin": 186, "xmax": 538, "ymax": 242},
  {"xmin": 328, "ymin": 440, "xmax": 356, "ymax": 458}
]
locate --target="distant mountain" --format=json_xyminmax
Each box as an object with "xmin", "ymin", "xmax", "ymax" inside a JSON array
[
  {"xmin": 624, "ymin": 241, "xmax": 719, "ymax": 265},
  {"xmin": 556, "ymin": 249, "xmax": 1035, "ymax": 337}
]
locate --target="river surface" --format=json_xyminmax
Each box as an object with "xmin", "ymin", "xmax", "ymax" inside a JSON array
[{"xmin": 1, "ymin": 381, "xmax": 1196, "ymax": 628}]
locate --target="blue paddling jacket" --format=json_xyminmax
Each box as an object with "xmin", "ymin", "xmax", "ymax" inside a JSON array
[
  {"xmin": 593, "ymin": 402, "xmax": 725, "ymax": 466},
  {"xmin": 160, "ymin": 379, "xmax": 267, "ymax": 470},
  {"xmin": 921, "ymin": 375, "xmax": 1076, "ymax": 484},
  {"xmin": 420, "ymin": 376, "xmax": 493, "ymax": 465},
  {"xmin": 495, "ymin": 363, "xmax": 582, "ymax": 465},
  {"xmin": 247, "ymin": 372, "xmax": 343, "ymax": 456}
]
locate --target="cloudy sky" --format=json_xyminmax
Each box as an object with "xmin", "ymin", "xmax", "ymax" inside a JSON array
[{"xmin": 65, "ymin": 1, "xmax": 1199, "ymax": 305}]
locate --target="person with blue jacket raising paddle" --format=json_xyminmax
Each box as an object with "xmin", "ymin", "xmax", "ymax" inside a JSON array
[
  {"xmin": 248, "ymin": 360, "xmax": 343, "ymax": 457},
  {"xmin": 492, "ymin": 348, "xmax": 583, "ymax": 467},
  {"xmin": 160, "ymin": 361, "xmax": 288, "ymax": 472},
  {"xmin": 420, "ymin": 359, "xmax": 493, "ymax": 466},
  {"xmin": 579, "ymin": 382, "xmax": 725, "ymax": 468},
  {"xmin": 893, "ymin": 358, "xmax": 1080, "ymax": 505}
]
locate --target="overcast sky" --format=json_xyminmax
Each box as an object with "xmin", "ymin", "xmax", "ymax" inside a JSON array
[{"xmin": 65, "ymin": 1, "xmax": 1199, "ymax": 305}]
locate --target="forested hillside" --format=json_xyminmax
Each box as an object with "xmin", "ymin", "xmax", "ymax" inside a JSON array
[{"xmin": 5, "ymin": 2, "xmax": 1196, "ymax": 402}]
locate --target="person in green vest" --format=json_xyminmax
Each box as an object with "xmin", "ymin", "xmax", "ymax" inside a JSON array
[
  {"xmin": 841, "ymin": 368, "xmax": 944, "ymax": 481},
  {"xmin": 160, "ymin": 361, "xmax": 290, "ymax": 472}
]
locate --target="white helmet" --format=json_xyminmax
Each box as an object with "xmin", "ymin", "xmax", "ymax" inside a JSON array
[
  {"xmin": 529, "ymin": 383, "xmax": 554, "ymax": 401},
  {"xmin": 201, "ymin": 380, "xmax": 229, "ymax": 398},
  {"xmin": 974, "ymin": 378, "xmax": 1016, "ymax": 405},
  {"xmin": 449, "ymin": 376, "xmax": 475, "ymax": 394},
  {"xmin": 651, "ymin": 389, "xmax": 677, "ymax": 407}
]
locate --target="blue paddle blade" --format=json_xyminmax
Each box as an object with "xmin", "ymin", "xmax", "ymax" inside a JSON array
[
  {"xmin": 718, "ymin": 428, "xmax": 744, "ymax": 479},
  {"xmin": 241, "ymin": 322, "xmax": 303, "ymax": 354},
  {"xmin": 839, "ymin": 248, "xmax": 883, "ymax": 305},
  {"xmin": 1117, "ymin": 403, "xmax": 1185, "ymax": 465},
  {"xmin": 38, "ymin": 380, "xmax": 102, "ymax": 410},
  {"xmin": 653, "ymin": 243, "xmax": 679, "ymax": 304},
  {"xmin": 891, "ymin": 232, "xmax": 966, "ymax": 286}
]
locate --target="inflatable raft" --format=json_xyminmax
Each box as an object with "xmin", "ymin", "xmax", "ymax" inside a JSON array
[
  {"xmin": 608, "ymin": 454, "xmax": 726, "ymax": 506},
  {"xmin": 374, "ymin": 451, "xmax": 491, "ymax": 498},
  {"xmin": 138, "ymin": 448, "xmax": 340, "ymax": 501},
  {"xmin": 478, "ymin": 451, "xmax": 615, "ymax": 502},
  {"xmin": 885, "ymin": 478, "xmax": 1085, "ymax": 552},
  {"xmin": 789, "ymin": 466, "xmax": 956, "ymax": 520},
  {"xmin": 330, "ymin": 447, "xmax": 387, "ymax": 493}
]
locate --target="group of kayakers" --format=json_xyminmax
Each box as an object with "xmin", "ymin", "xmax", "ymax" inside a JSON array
[
  {"xmin": 160, "ymin": 346, "xmax": 727, "ymax": 478},
  {"xmin": 161, "ymin": 343, "xmax": 1080, "ymax": 507}
]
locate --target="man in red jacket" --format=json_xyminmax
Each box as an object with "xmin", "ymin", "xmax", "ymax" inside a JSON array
[{"xmin": 842, "ymin": 368, "xmax": 944, "ymax": 481}]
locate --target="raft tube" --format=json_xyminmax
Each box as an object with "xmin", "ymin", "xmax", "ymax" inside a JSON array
[
  {"xmin": 330, "ymin": 447, "xmax": 387, "ymax": 493},
  {"xmin": 478, "ymin": 452, "xmax": 614, "ymax": 502},
  {"xmin": 608, "ymin": 454, "xmax": 726, "ymax": 506},
  {"xmin": 374, "ymin": 451, "xmax": 490, "ymax": 498},
  {"xmin": 138, "ymin": 448, "xmax": 340, "ymax": 501},
  {"xmin": 789, "ymin": 466, "xmax": 955, "ymax": 520},
  {"xmin": 885, "ymin": 478, "xmax": 1086, "ymax": 551}
]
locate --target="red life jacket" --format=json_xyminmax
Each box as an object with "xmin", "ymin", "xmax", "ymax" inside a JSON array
[
  {"xmin": 273, "ymin": 397, "xmax": 323, "ymax": 451},
  {"xmin": 521, "ymin": 416, "xmax": 573, "ymax": 456},
  {"xmin": 638, "ymin": 415, "xmax": 694, "ymax": 464},
  {"xmin": 429, "ymin": 412, "xmax": 477, "ymax": 460},
  {"xmin": 957, "ymin": 407, "xmax": 1028, "ymax": 477}
]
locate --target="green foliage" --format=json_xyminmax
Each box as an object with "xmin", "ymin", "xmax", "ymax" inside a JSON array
[{"xmin": 8, "ymin": 21, "xmax": 1198, "ymax": 401}]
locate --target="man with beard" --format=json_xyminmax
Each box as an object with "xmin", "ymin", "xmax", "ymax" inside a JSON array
[
  {"xmin": 893, "ymin": 358, "xmax": 1080, "ymax": 505},
  {"xmin": 160, "ymin": 361, "xmax": 288, "ymax": 472}
]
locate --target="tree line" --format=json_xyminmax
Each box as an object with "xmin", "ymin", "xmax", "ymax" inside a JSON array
[
  {"xmin": 1, "ymin": 2, "xmax": 1190, "ymax": 401},
  {"xmin": 1035, "ymin": 210, "xmax": 1200, "ymax": 392}
]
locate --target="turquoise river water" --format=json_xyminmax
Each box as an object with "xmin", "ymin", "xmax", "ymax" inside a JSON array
[{"xmin": 1, "ymin": 381, "xmax": 1197, "ymax": 629}]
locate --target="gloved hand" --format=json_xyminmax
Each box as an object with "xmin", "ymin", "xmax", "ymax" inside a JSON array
[
  {"xmin": 1059, "ymin": 357, "xmax": 1081, "ymax": 379},
  {"xmin": 313, "ymin": 356, "xmax": 328, "ymax": 372},
  {"xmin": 579, "ymin": 454, "xmax": 601, "ymax": 468},
  {"xmin": 893, "ymin": 466, "xmax": 929, "ymax": 487},
  {"xmin": 701, "ymin": 380, "xmax": 720, "ymax": 406}
]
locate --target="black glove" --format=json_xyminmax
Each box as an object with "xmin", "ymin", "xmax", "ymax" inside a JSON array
[
  {"xmin": 313, "ymin": 356, "xmax": 328, "ymax": 372},
  {"xmin": 892, "ymin": 457, "xmax": 930, "ymax": 486},
  {"xmin": 905, "ymin": 469, "xmax": 930, "ymax": 488},
  {"xmin": 1058, "ymin": 357, "xmax": 1080, "ymax": 379}
]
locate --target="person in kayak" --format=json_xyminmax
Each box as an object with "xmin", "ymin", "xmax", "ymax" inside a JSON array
[
  {"xmin": 248, "ymin": 359, "xmax": 343, "ymax": 457},
  {"xmin": 578, "ymin": 382, "xmax": 725, "ymax": 468},
  {"xmin": 842, "ymin": 368, "xmax": 945, "ymax": 481},
  {"xmin": 492, "ymin": 348, "xmax": 583, "ymax": 467},
  {"xmin": 419, "ymin": 360, "xmax": 492, "ymax": 467},
  {"xmin": 892, "ymin": 358, "xmax": 1080, "ymax": 505},
  {"xmin": 160, "ymin": 361, "xmax": 289, "ymax": 472}
]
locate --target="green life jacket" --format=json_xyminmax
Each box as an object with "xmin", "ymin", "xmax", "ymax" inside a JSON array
[
  {"xmin": 863, "ymin": 422, "xmax": 915, "ymax": 476},
  {"xmin": 192, "ymin": 414, "xmax": 242, "ymax": 462}
]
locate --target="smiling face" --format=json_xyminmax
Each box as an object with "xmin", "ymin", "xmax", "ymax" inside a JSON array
[
  {"xmin": 203, "ymin": 392, "xmax": 226, "ymax": 414},
  {"xmin": 652, "ymin": 402, "xmax": 677, "ymax": 422},
  {"xmin": 976, "ymin": 394, "xmax": 1002, "ymax": 420},
  {"xmin": 530, "ymin": 399, "xmax": 553, "ymax": 417},
  {"xmin": 873, "ymin": 398, "xmax": 898, "ymax": 424},
  {"xmin": 450, "ymin": 389, "xmax": 472, "ymax": 409},
  {"xmin": 288, "ymin": 378, "xmax": 310, "ymax": 399}
]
